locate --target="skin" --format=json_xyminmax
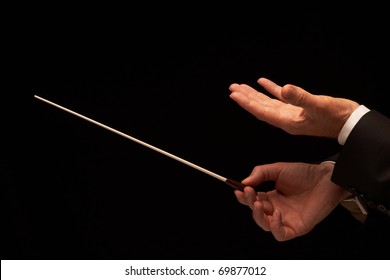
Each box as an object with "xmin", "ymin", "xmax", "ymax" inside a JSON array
[
  {"xmin": 229, "ymin": 77, "xmax": 357, "ymax": 241},
  {"xmin": 229, "ymin": 77, "xmax": 359, "ymax": 139},
  {"xmin": 234, "ymin": 162, "xmax": 350, "ymax": 241}
]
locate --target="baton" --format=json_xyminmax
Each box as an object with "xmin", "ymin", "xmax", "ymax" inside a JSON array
[{"xmin": 34, "ymin": 95, "xmax": 246, "ymax": 191}]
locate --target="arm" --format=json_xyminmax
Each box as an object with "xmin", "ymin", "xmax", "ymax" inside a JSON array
[
  {"xmin": 230, "ymin": 77, "xmax": 390, "ymax": 216},
  {"xmin": 230, "ymin": 77, "xmax": 390, "ymax": 241},
  {"xmin": 331, "ymin": 110, "xmax": 390, "ymax": 217}
]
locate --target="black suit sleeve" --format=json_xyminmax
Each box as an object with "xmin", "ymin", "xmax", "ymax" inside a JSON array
[{"xmin": 331, "ymin": 110, "xmax": 390, "ymax": 217}]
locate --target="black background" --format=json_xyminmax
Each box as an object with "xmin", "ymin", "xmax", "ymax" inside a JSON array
[{"xmin": 4, "ymin": 9, "xmax": 390, "ymax": 259}]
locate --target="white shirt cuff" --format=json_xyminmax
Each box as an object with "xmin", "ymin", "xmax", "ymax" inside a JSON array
[{"xmin": 338, "ymin": 105, "xmax": 370, "ymax": 145}]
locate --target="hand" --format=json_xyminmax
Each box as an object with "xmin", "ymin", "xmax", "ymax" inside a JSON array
[
  {"xmin": 235, "ymin": 162, "xmax": 351, "ymax": 241},
  {"xmin": 229, "ymin": 77, "xmax": 359, "ymax": 139}
]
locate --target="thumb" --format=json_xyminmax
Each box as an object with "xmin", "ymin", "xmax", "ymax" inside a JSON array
[
  {"xmin": 242, "ymin": 163, "xmax": 284, "ymax": 187},
  {"xmin": 281, "ymin": 84, "xmax": 316, "ymax": 108}
]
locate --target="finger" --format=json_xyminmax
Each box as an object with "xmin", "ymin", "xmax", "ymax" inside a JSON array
[
  {"xmin": 269, "ymin": 209, "xmax": 288, "ymax": 241},
  {"xmin": 261, "ymin": 200, "xmax": 274, "ymax": 215},
  {"xmin": 230, "ymin": 83, "xmax": 290, "ymax": 130},
  {"xmin": 280, "ymin": 84, "xmax": 317, "ymax": 109},
  {"xmin": 257, "ymin": 77, "xmax": 284, "ymax": 100},
  {"xmin": 230, "ymin": 86, "xmax": 274, "ymax": 109},
  {"xmin": 234, "ymin": 190, "xmax": 248, "ymax": 206},
  {"xmin": 256, "ymin": 192, "xmax": 268, "ymax": 201},
  {"xmin": 252, "ymin": 201, "xmax": 271, "ymax": 231},
  {"xmin": 234, "ymin": 187, "xmax": 257, "ymax": 206},
  {"xmin": 242, "ymin": 163, "xmax": 285, "ymax": 187},
  {"xmin": 255, "ymin": 193, "xmax": 273, "ymax": 214},
  {"xmin": 244, "ymin": 187, "xmax": 257, "ymax": 210},
  {"xmin": 230, "ymin": 91, "xmax": 283, "ymax": 127},
  {"xmin": 269, "ymin": 209, "xmax": 296, "ymax": 242},
  {"xmin": 229, "ymin": 83, "xmax": 256, "ymax": 97}
]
